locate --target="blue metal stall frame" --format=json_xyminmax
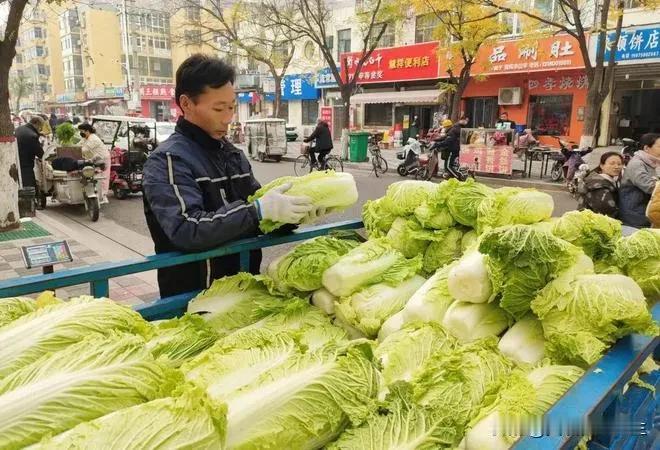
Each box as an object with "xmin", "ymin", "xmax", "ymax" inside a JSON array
[{"xmin": 0, "ymin": 218, "xmax": 657, "ymax": 449}]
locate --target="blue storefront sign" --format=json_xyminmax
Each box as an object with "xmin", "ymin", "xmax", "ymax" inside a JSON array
[
  {"xmin": 315, "ymin": 67, "xmax": 339, "ymax": 88},
  {"xmin": 237, "ymin": 92, "xmax": 255, "ymax": 103},
  {"xmin": 601, "ymin": 25, "xmax": 660, "ymax": 64},
  {"xmin": 281, "ymin": 73, "xmax": 319, "ymax": 101}
]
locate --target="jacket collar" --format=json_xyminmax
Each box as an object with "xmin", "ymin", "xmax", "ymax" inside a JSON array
[{"xmin": 175, "ymin": 117, "xmax": 239, "ymax": 153}]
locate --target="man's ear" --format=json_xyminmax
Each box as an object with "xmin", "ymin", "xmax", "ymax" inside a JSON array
[{"xmin": 179, "ymin": 95, "xmax": 194, "ymax": 113}]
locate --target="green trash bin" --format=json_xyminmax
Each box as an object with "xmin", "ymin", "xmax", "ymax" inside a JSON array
[{"xmin": 348, "ymin": 131, "xmax": 370, "ymax": 162}]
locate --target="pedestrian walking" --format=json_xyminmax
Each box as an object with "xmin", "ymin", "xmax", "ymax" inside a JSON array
[
  {"xmin": 142, "ymin": 54, "xmax": 315, "ymax": 297},
  {"xmin": 577, "ymin": 152, "xmax": 623, "ymax": 218},
  {"xmin": 619, "ymin": 133, "xmax": 660, "ymax": 228},
  {"xmin": 15, "ymin": 116, "xmax": 45, "ymax": 189},
  {"xmin": 49, "ymin": 113, "xmax": 58, "ymax": 137}
]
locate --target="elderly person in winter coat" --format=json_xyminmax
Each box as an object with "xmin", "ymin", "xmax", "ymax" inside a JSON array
[
  {"xmin": 577, "ymin": 152, "xmax": 624, "ymax": 218},
  {"xmin": 619, "ymin": 133, "xmax": 660, "ymax": 228}
]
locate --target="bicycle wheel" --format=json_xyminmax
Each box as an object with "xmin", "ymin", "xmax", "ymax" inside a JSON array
[
  {"xmin": 294, "ymin": 155, "xmax": 310, "ymax": 176},
  {"xmin": 325, "ymin": 156, "xmax": 343, "ymax": 172},
  {"xmin": 372, "ymin": 155, "xmax": 388, "ymax": 177}
]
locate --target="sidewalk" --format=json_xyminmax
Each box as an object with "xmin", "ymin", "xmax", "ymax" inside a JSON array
[
  {"xmin": 282, "ymin": 144, "xmax": 620, "ymax": 191},
  {"xmin": 0, "ymin": 211, "xmax": 160, "ymax": 306}
]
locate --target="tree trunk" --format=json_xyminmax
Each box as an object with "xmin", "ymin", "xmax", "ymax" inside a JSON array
[
  {"xmin": 272, "ymin": 75, "xmax": 282, "ymax": 119},
  {"xmin": 0, "ymin": 42, "xmax": 21, "ymax": 231},
  {"xmin": 581, "ymin": 83, "xmax": 603, "ymax": 149},
  {"xmin": 450, "ymin": 74, "xmax": 470, "ymax": 122},
  {"xmin": 340, "ymin": 87, "xmax": 352, "ymax": 160}
]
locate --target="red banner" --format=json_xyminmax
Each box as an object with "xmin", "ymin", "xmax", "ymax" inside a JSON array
[
  {"xmin": 459, "ymin": 144, "xmax": 513, "ymax": 176},
  {"xmin": 319, "ymin": 106, "xmax": 333, "ymax": 135},
  {"xmin": 340, "ymin": 42, "xmax": 441, "ymax": 84}
]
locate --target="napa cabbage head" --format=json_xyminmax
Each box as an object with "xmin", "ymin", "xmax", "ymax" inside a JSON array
[
  {"xmin": 477, "ymin": 187, "xmax": 554, "ymax": 232},
  {"xmin": 362, "ymin": 198, "xmax": 396, "ymax": 238},
  {"xmin": 0, "ymin": 333, "xmax": 181, "ymax": 449},
  {"xmin": 438, "ymin": 178, "xmax": 493, "ymax": 228},
  {"xmin": 412, "ymin": 338, "xmax": 513, "ymax": 440},
  {"xmin": 0, "ymin": 297, "xmax": 36, "ymax": 328},
  {"xmin": 381, "ymin": 180, "xmax": 438, "ymax": 216},
  {"xmin": 328, "ymin": 383, "xmax": 457, "ymax": 450},
  {"xmin": 531, "ymin": 273, "xmax": 658, "ymax": 366},
  {"xmin": 460, "ymin": 364, "xmax": 584, "ymax": 450},
  {"xmin": 248, "ymin": 171, "xmax": 359, "ymax": 232},
  {"xmin": 375, "ymin": 322, "xmax": 455, "ymax": 385},
  {"xmin": 322, "ymin": 238, "xmax": 423, "ymax": 297},
  {"xmin": 479, "ymin": 225, "xmax": 581, "ymax": 319},
  {"xmin": 145, "ymin": 313, "xmax": 218, "ymax": 366},
  {"xmin": 0, "ymin": 297, "xmax": 150, "ymax": 379},
  {"xmin": 30, "ymin": 384, "xmax": 225, "ymax": 450},
  {"xmin": 423, "ymin": 227, "xmax": 464, "ymax": 274},
  {"xmin": 380, "ymin": 262, "xmax": 456, "ymax": 339},
  {"xmin": 414, "ymin": 201, "xmax": 456, "ymax": 230},
  {"xmin": 386, "ymin": 217, "xmax": 432, "ymax": 258},
  {"xmin": 552, "ymin": 209, "xmax": 622, "ymax": 261},
  {"xmin": 497, "ymin": 314, "xmax": 546, "ymax": 365},
  {"xmin": 187, "ymin": 273, "xmax": 286, "ymax": 335},
  {"xmin": 614, "ymin": 228, "xmax": 660, "ymax": 297},
  {"xmin": 223, "ymin": 345, "xmax": 380, "ymax": 450},
  {"xmin": 266, "ymin": 236, "xmax": 359, "ymax": 294},
  {"xmin": 442, "ymin": 301, "xmax": 510, "ymax": 344},
  {"xmin": 335, "ymin": 275, "xmax": 427, "ymax": 338}
]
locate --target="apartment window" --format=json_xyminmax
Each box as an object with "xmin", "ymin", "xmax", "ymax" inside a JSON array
[
  {"xmin": 370, "ymin": 23, "xmax": 395, "ymax": 48},
  {"xmin": 624, "ymin": 0, "xmax": 642, "ymax": 7},
  {"xmin": 302, "ymin": 100, "xmax": 318, "ymax": 125},
  {"xmin": 415, "ymin": 14, "xmax": 439, "ymax": 43},
  {"xmin": 15, "ymin": 54, "xmax": 22, "ymax": 64},
  {"xmin": 500, "ymin": 11, "xmax": 522, "ymax": 36},
  {"xmin": 34, "ymin": 27, "xmax": 43, "ymax": 38},
  {"xmin": 325, "ymin": 35, "xmax": 334, "ymax": 52},
  {"xmin": 337, "ymin": 29, "xmax": 351, "ymax": 56},
  {"xmin": 532, "ymin": 0, "xmax": 561, "ymax": 23},
  {"xmin": 186, "ymin": 6, "xmax": 200, "ymax": 21},
  {"xmin": 37, "ymin": 64, "xmax": 48, "ymax": 76},
  {"xmin": 528, "ymin": 95, "xmax": 572, "ymax": 136},
  {"xmin": 365, "ymin": 103, "xmax": 392, "ymax": 126},
  {"xmin": 35, "ymin": 46, "xmax": 44, "ymax": 57}
]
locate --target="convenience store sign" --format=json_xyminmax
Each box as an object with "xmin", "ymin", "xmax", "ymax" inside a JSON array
[{"xmin": 339, "ymin": 41, "xmax": 441, "ymax": 84}]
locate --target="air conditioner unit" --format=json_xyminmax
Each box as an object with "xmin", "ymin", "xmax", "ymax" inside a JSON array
[{"xmin": 498, "ymin": 87, "xmax": 522, "ymax": 105}]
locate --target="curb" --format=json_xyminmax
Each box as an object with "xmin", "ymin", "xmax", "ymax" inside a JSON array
[{"xmin": 281, "ymin": 156, "xmax": 568, "ymax": 191}]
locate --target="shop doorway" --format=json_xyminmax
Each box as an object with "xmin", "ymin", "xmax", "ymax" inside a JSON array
[
  {"xmin": 394, "ymin": 105, "xmax": 439, "ymax": 142},
  {"xmin": 466, "ymin": 97, "xmax": 498, "ymax": 128},
  {"xmin": 615, "ymin": 89, "xmax": 660, "ymax": 140}
]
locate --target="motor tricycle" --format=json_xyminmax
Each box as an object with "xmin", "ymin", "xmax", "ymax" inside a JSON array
[
  {"xmin": 35, "ymin": 145, "xmax": 106, "ymax": 222},
  {"xmin": 91, "ymin": 115, "xmax": 157, "ymax": 199}
]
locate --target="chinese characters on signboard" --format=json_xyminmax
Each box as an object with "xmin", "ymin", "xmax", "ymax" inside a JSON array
[
  {"xmin": 459, "ymin": 145, "xmax": 513, "ymax": 176},
  {"xmin": 139, "ymin": 85, "xmax": 175, "ymax": 100},
  {"xmin": 340, "ymin": 41, "xmax": 440, "ymax": 84},
  {"xmin": 601, "ymin": 26, "xmax": 660, "ymax": 63},
  {"xmin": 280, "ymin": 74, "xmax": 319, "ymax": 100},
  {"xmin": 476, "ymin": 35, "xmax": 582, "ymax": 74},
  {"xmin": 527, "ymin": 74, "xmax": 589, "ymax": 92},
  {"xmin": 315, "ymin": 68, "xmax": 338, "ymax": 88},
  {"xmin": 319, "ymin": 106, "xmax": 333, "ymax": 133}
]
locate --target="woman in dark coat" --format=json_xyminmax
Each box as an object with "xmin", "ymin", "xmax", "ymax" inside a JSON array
[{"xmin": 577, "ymin": 152, "xmax": 624, "ymax": 218}]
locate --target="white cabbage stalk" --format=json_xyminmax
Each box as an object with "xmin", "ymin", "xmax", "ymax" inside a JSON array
[
  {"xmin": 448, "ymin": 252, "xmax": 493, "ymax": 303},
  {"xmin": 312, "ymin": 288, "xmax": 337, "ymax": 316},
  {"xmin": 498, "ymin": 315, "xmax": 546, "ymax": 365},
  {"xmin": 442, "ymin": 301, "xmax": 509, "ymax": 343}
]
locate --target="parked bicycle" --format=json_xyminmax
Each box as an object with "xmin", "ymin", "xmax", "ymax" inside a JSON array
[
  {"xmin": 368, "ymin": 135, "xmax": 388, "ymax": 177},
  {"xmin": 294, "ymin": 141, "xmax": 343, "ymax": 176}
]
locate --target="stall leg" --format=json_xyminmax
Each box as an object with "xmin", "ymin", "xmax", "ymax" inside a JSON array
[
  {"xmin": 91, "ymin": 279, "xmax": 109, "ymax": 298},
  {"xmin": 239, "ymin": 251, "xmax": 250, "ymax": 272}
]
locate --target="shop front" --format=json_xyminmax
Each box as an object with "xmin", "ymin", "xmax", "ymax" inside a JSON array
[
  {"xmin": 140, "ymin": 85, "xmax": 178, "ymax": 122},
  {"xmin": 595, "ymin": 24, "xmax": 660, "ymax": 145},
  {"xmin": 340, "ymin": 41, "xmax": 445, "ymax": 139},
  {"xmin": 281, "ymin": 73, "xmax": 320, "ymax": 137},
  {"xmin": 86, "ymin": 87, "xmax": 128, "ymax": 117},
  {"xmin": 465, "ymin": 34, "xmax": 587, "ymax": 145}
]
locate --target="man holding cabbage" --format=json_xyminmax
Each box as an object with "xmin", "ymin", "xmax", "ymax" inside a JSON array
[{"xmin": 143, "ymin": 55, "xmax": 315, "ymax": 297}]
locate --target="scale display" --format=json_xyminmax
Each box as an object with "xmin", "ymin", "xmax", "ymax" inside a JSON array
[{"xmin": 21, "ymin": 241, "xmax": 73, "ymax": 269}]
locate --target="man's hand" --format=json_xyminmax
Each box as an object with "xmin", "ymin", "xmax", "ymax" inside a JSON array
[
  {"xmin": 302, "ymin": 206, "xmax": 327, "ymax": 224},
  {"xmin": 255, "ymin": 183, "xmax": 313, "ymax": 224}
]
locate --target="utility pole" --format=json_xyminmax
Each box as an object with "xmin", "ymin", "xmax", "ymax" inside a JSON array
[{"xmin": 120, "ymin": 0, "xmax": 133, "ymax": 96}]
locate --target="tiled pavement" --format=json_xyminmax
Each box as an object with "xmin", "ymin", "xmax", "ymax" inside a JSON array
[{"xmin": 0, "ymin": 227, "xmax": 159, "ymax": 306}]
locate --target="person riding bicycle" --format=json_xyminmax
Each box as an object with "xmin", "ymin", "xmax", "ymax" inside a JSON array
[
  {"xmin": 304, "ymin": 119, "xmax": 333, "ymax": 170},
  {"xmin": 437, "ymin": 116, "xmax": 468, "ymax": 179}
]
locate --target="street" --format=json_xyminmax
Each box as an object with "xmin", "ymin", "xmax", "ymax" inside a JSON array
[{"xmin": 41, "ymin": 157, "xmax": 579, "ymax": 266}]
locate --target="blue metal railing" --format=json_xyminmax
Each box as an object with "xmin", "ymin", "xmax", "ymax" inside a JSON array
[
  {"xmin": 0, "ymin": 219, "xmax": 364, "ymax": 299},
  {"xmin": 0, "ymin": 217, "xmax": 656, "ymax": 450}
]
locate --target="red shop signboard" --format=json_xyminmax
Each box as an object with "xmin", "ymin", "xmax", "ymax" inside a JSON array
[
  {"xmin": 339, "ymin": 42, "xmax": 441, "ymax": 84},
  {"xmin": 140, "ymin": 85, "xmax": 175, "ymax": 100},
  {"xmin": 319, "ymin": 106, "xmax": 333, "ymax": 134}
]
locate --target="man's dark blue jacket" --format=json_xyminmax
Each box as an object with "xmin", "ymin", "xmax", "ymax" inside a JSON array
[{"xmin": 143, "ymin": 117, "xmax": 262, "ymax": 297}]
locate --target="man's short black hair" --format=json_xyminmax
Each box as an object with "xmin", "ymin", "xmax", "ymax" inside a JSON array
[{"xmin": 175, "ymin": 54, "xmax": 236, "ymax": 108}]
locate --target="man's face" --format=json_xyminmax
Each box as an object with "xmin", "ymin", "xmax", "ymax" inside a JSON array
[
  {"xmin": 500, "ymin": 113, "xmax": 508, "ymax": 121},
  {"xmin": 179, "ymin": 82, "xmax": 236, "ymax": 140}
]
